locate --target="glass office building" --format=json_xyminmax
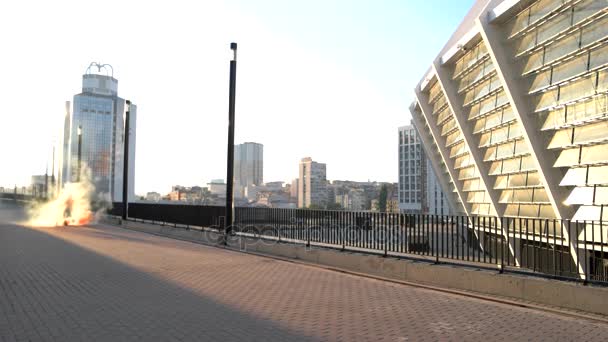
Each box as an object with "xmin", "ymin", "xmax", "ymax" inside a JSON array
[
  {"xmin": 60, "ymin": 63, "xmax": 136, "ymax": 202},
  {"xmin": 234, "ymin": 142, "xmax": 264, "ymax": 198},
  {"xmin": 410, "ymin": 0, "xmax": 607, "ymax": 279},
  {"xmin": 398, "ymin": 125, "xmax": 451, "ymax": 215}
]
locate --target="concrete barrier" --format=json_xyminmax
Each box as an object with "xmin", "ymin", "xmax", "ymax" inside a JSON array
[{"xmin": 104, "ymin": 218, "xmax": 608, "ymax": 317}]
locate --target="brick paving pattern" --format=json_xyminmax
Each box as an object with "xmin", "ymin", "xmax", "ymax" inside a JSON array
[{"xmin": 1, "ymin": 211, "xmax": 607, "ymax": 341}]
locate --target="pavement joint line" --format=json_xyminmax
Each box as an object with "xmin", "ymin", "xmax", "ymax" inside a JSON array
[{"xmin": 106, "ymin": 219, "xmax": 608, "ymax": 325}]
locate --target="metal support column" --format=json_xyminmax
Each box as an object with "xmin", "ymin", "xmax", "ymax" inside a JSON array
[
  {"xmin": 476, "ymin": 16, "xmax": 584, "ymax": 278},
  {"xmin": 77, "ymin": 126, "xmax": 82, "ymax": 183},
  {"xmin": 122, "ymin": 100, "xmax": 131, "ymax": 221},
  {"xmin": 224, "ymin": 42, "xmax": 238, "ymax": 240}
]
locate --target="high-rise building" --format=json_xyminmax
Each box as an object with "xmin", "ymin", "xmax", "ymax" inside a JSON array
[
  {"xmin": 398, "ymin": 125, "xmax": 423, "ymax": 213},
  {"xmin": 409, "ymin": 0, "xmax": 608, "ymax": 278},
  {"xmin": 59, "ymin": 63, "xmax": 136, "ymax": 202},
  {"xmin": 234, "ymin": 142, "xmax": 263, "ymax": 198},
  {"xmin": 398, "ymin": 125, "xmax": 451, "ymax": 214},
  {"xmin": 425, "ymin": 158, "xmax": 451, "ymax": 215},
  {"xmin": 290, "ymin": 178, "xmax": 299, "ymax": 202},
  {"xmin": 298, "ymin": 157, "xmax": 327, "ymax": 208}
]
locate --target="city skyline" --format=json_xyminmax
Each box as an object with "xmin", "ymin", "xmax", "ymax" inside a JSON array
[
  {"xmin": 0, "ymin": 0, "xmax": 475, "ymax": 194},
  {"xmin": 1, "ymin": 1, "xmax": 607, "ymax": 338}
]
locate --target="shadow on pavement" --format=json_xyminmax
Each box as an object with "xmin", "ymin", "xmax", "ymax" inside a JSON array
[
  {"xmin": 0, "ymin": 217, "xmax": 317, "ymax": 341},
  {"xmin": 0, "ymin": 199, "xmax": 28, "ymax": 224}
]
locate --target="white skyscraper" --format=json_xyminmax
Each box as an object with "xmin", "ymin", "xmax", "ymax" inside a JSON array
[
  {"xmin": 59, "ymin": 63, "xmax": 136, "ymax": 203},
  {"xmin": 298, "ymin": 157, "xmax": 327, "ymax": 208},
  {"xmin": 234, "ymin": 142, "xmax": 263, "ymax": 198},
  {"xmin": 398, "ymin": 124, "xmax": 451, "ymax": 215}
]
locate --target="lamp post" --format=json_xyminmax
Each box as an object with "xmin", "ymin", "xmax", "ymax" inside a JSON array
[
  {"xmin": 77, "ymin": 125, "xmax": 82, "ymax": 182},
  {"xmin": 44, "ymin": 163, "xmax": 48, "ymax": 200},
  {"xmin": 122, "ymin": 100, "xmax": 131, "ymax": 221},
  {"xmin": 224, "ymin": 42, "xmax": 237, "ymax": 240},
  {"xmin": 51, "ymin": 144, "xmax": 55, "ymax": 197}
]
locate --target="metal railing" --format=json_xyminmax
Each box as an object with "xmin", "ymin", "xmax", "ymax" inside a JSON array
[
  {"xmin": 0, "ymin": 192, "xmax": 37, "ymax": 202},
  {"xmin": 111, "ymin": 202, "xmax": 225, "ymax": 229},
  {"xmin": 233, "ymin": 208, "xmax": 608, "ymax": 284},
  {"xmin": 109, "ymin": 204, "xmax": 608, "ymax": 284}
]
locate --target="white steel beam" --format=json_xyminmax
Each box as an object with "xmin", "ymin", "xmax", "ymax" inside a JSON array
[
  {"xmin": 412, "ymin": 94, "xmax": 489, "ymax": 259},
  {"xmin": 432, "ymin": 60, "xmax": 521, "ymax": 267},
  {"xmin": 476, "ymin": 16, "xmax": 586, "ymax": 278},
  {"xmin": 410, "ymin": 103, "xmax": 465, "ymax": 215},
  {"xmin": 431, "ymin": 61, "xmax": 504, "ymax": 217},
  {"xmin": 413, "ymin": 89, "xmax": 471, "ymax": 217}
]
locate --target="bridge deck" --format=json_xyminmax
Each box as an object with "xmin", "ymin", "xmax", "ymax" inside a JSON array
[{"xmin": 1, "ymin": 206, "xmax": 607, "ymax": 341}]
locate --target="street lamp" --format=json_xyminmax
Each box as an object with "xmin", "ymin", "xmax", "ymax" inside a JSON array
[
  {"xmin": 51, "ymin": 143, "xmax": 55, "ymax": 197},
  {"xmin": 122, "ymin": 100, "xmax": 131, "ymax": 221},
  {"xmin": 224, "ymin": 42, "xmax": 237, "ymax": 240},
  {"xmin": 44, "ymin": 163, "xmax": 48, "ymax": 200},
  {"xmin": 77, "ymin": 125, "xmax": 82, "ymax": 182}
]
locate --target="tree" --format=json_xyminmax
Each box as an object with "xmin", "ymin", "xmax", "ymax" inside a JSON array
[
  {"xmin": 376, "ymin": 184, "xmax": 388, "ymax": 212},
  {"xmin": 326, "ymin": 202, "xmax": 343, "ymax": 210},
  {"xmin": 200, "ymin": 188, "xmax": 212, "ymax": 205}
]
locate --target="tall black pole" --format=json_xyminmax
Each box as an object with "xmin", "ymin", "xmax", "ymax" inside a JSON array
[
  {"xmin": 77, "ymin": 126, "xmax": 82, "ymax": 183},
  {"xmin": 44, "ymin": 164, "xmax": 48, "ymax": 200},
  {"xmin": 51, "ymin": 145, "xmax": 55, "ymax": 196},
  {"xmin": 122, "ymin": 100, "xmax": 131, "ymax": 221},
  {"xmin": 225, "ymin": 42, "xmax": 237, "ymax": 238}
]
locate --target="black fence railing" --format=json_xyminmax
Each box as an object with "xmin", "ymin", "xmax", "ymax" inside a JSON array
[
  {"xmin": 111, "ymin": 202, "xmax": 225, "ymax": 228},
  {"xmin": 233, "ymin": 207, "xmax": 607, "ymax": 284},
  {"xmin": 108, "ymin": 204, "xmax": 608, "ymax": 284},
  {"xmin": 108, "ymin": 202, "xmax": 123, "ymax": 217},
  {"xmin": 0, "ymin": 192, "xmax": 37, "ymax": 202}
]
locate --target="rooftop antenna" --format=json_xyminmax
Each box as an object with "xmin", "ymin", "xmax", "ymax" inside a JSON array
[{"xmin": 85, "ymin": 62, "xmax": 114, "ymax": 78}]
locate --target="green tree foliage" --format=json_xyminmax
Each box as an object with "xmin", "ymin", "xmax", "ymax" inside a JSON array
[
  {"xmin": 326, "ymin": 202, "xmax": 343, "ymax": 210},
  {"xmin": 376, "ymin": 184, "xmax": 388, "ymax": 212}
]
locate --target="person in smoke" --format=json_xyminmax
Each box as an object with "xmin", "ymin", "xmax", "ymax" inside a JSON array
[{"xmin": 63, "ymin": 196, "xmax": 73, "ymax": 226}]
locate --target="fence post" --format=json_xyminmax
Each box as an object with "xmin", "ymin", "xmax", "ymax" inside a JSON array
[
  {"xmin": 278, "ymin": 208, "xmax": 281, "ymax": 243},
  {"xmin": 306, "ymin": 215, "xmax": 311, "ymax": 248},
  {"xmin": 499, "ymin": 217, "xmax": 509, "ymax": 274},
  {"xmin": 583, "ymin": 220, "xmax": 588, "ymax": 285},
  {"xmin": 435, "ymin": 215, "xmax": 439, "ymax": 264},
  {"xmin": 383, "ymin": 213, "xmax": 388, "ymax": 257},
  {"xmin": 341, "ymin": 212, "xmax": 346, "ymax": 251}
]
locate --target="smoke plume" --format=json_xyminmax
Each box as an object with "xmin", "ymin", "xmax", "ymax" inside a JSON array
[{"xmin": 25, "ymin": 166, "xmax": 98, "ymax": 227}]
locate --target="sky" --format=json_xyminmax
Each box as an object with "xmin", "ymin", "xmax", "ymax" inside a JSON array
[{"xmin": 0, "ymin": 0, "xmax": 475, "ymax": 195}]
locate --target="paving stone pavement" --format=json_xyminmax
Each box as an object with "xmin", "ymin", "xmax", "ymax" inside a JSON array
[{"xmin": 1, "ymin": 216, "xmax": 608, "ymax": 341}]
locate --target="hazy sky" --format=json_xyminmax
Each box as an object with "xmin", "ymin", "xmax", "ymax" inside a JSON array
[{"xmin": 0, "ymin": 0, "xmax": 474, "ymax": 194}]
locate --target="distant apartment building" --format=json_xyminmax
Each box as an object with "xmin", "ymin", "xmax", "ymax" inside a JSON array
[
  {"xmin": 207, "ymin": 179, "xmax": 226, "ymax": 197},
  {"xmin": 245, "ymin": 182, "xmax": 295, "ymax": 208},
  {"xmin": 234, "ymin": 142, "xmax": 263, "ymax": 198},
  {"xmin": 398, "ymin": 125, "xmax": 451, "ymax": 214},
  {"xmin": 371, "ymin": 194, "xmax": 400, "ymax": 213},
  {"xmin": 329, "ymin": 180, "xmax": 395, "ymax": 211},
  {"xmin": 425, "ymin": 159, "xmax": 451, "ymax": 215},
  {"xmin": 290, "ymin": 178, "xmax": 299, "ymax": 202},
  {"xmin": 30, "ymin": 175, "xmax": 47, "ymax": 198},
  {"xmin": 145, "ymin": 192, "xmax": 161, "ymax": 202},
  {"xmin": 59, "ymin": 63, "xmax": 136, "ymax": 202},
  {"xmin": 168, "ymin": 185, "xmax": 203, "ymax": 203},
  {"xmin": 336, "ymin": 189, "xmax": 367, "ymax": 211},
  {"xmin": 298, "ymin": 157, "xmax": 327, "ymax": 208}
]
